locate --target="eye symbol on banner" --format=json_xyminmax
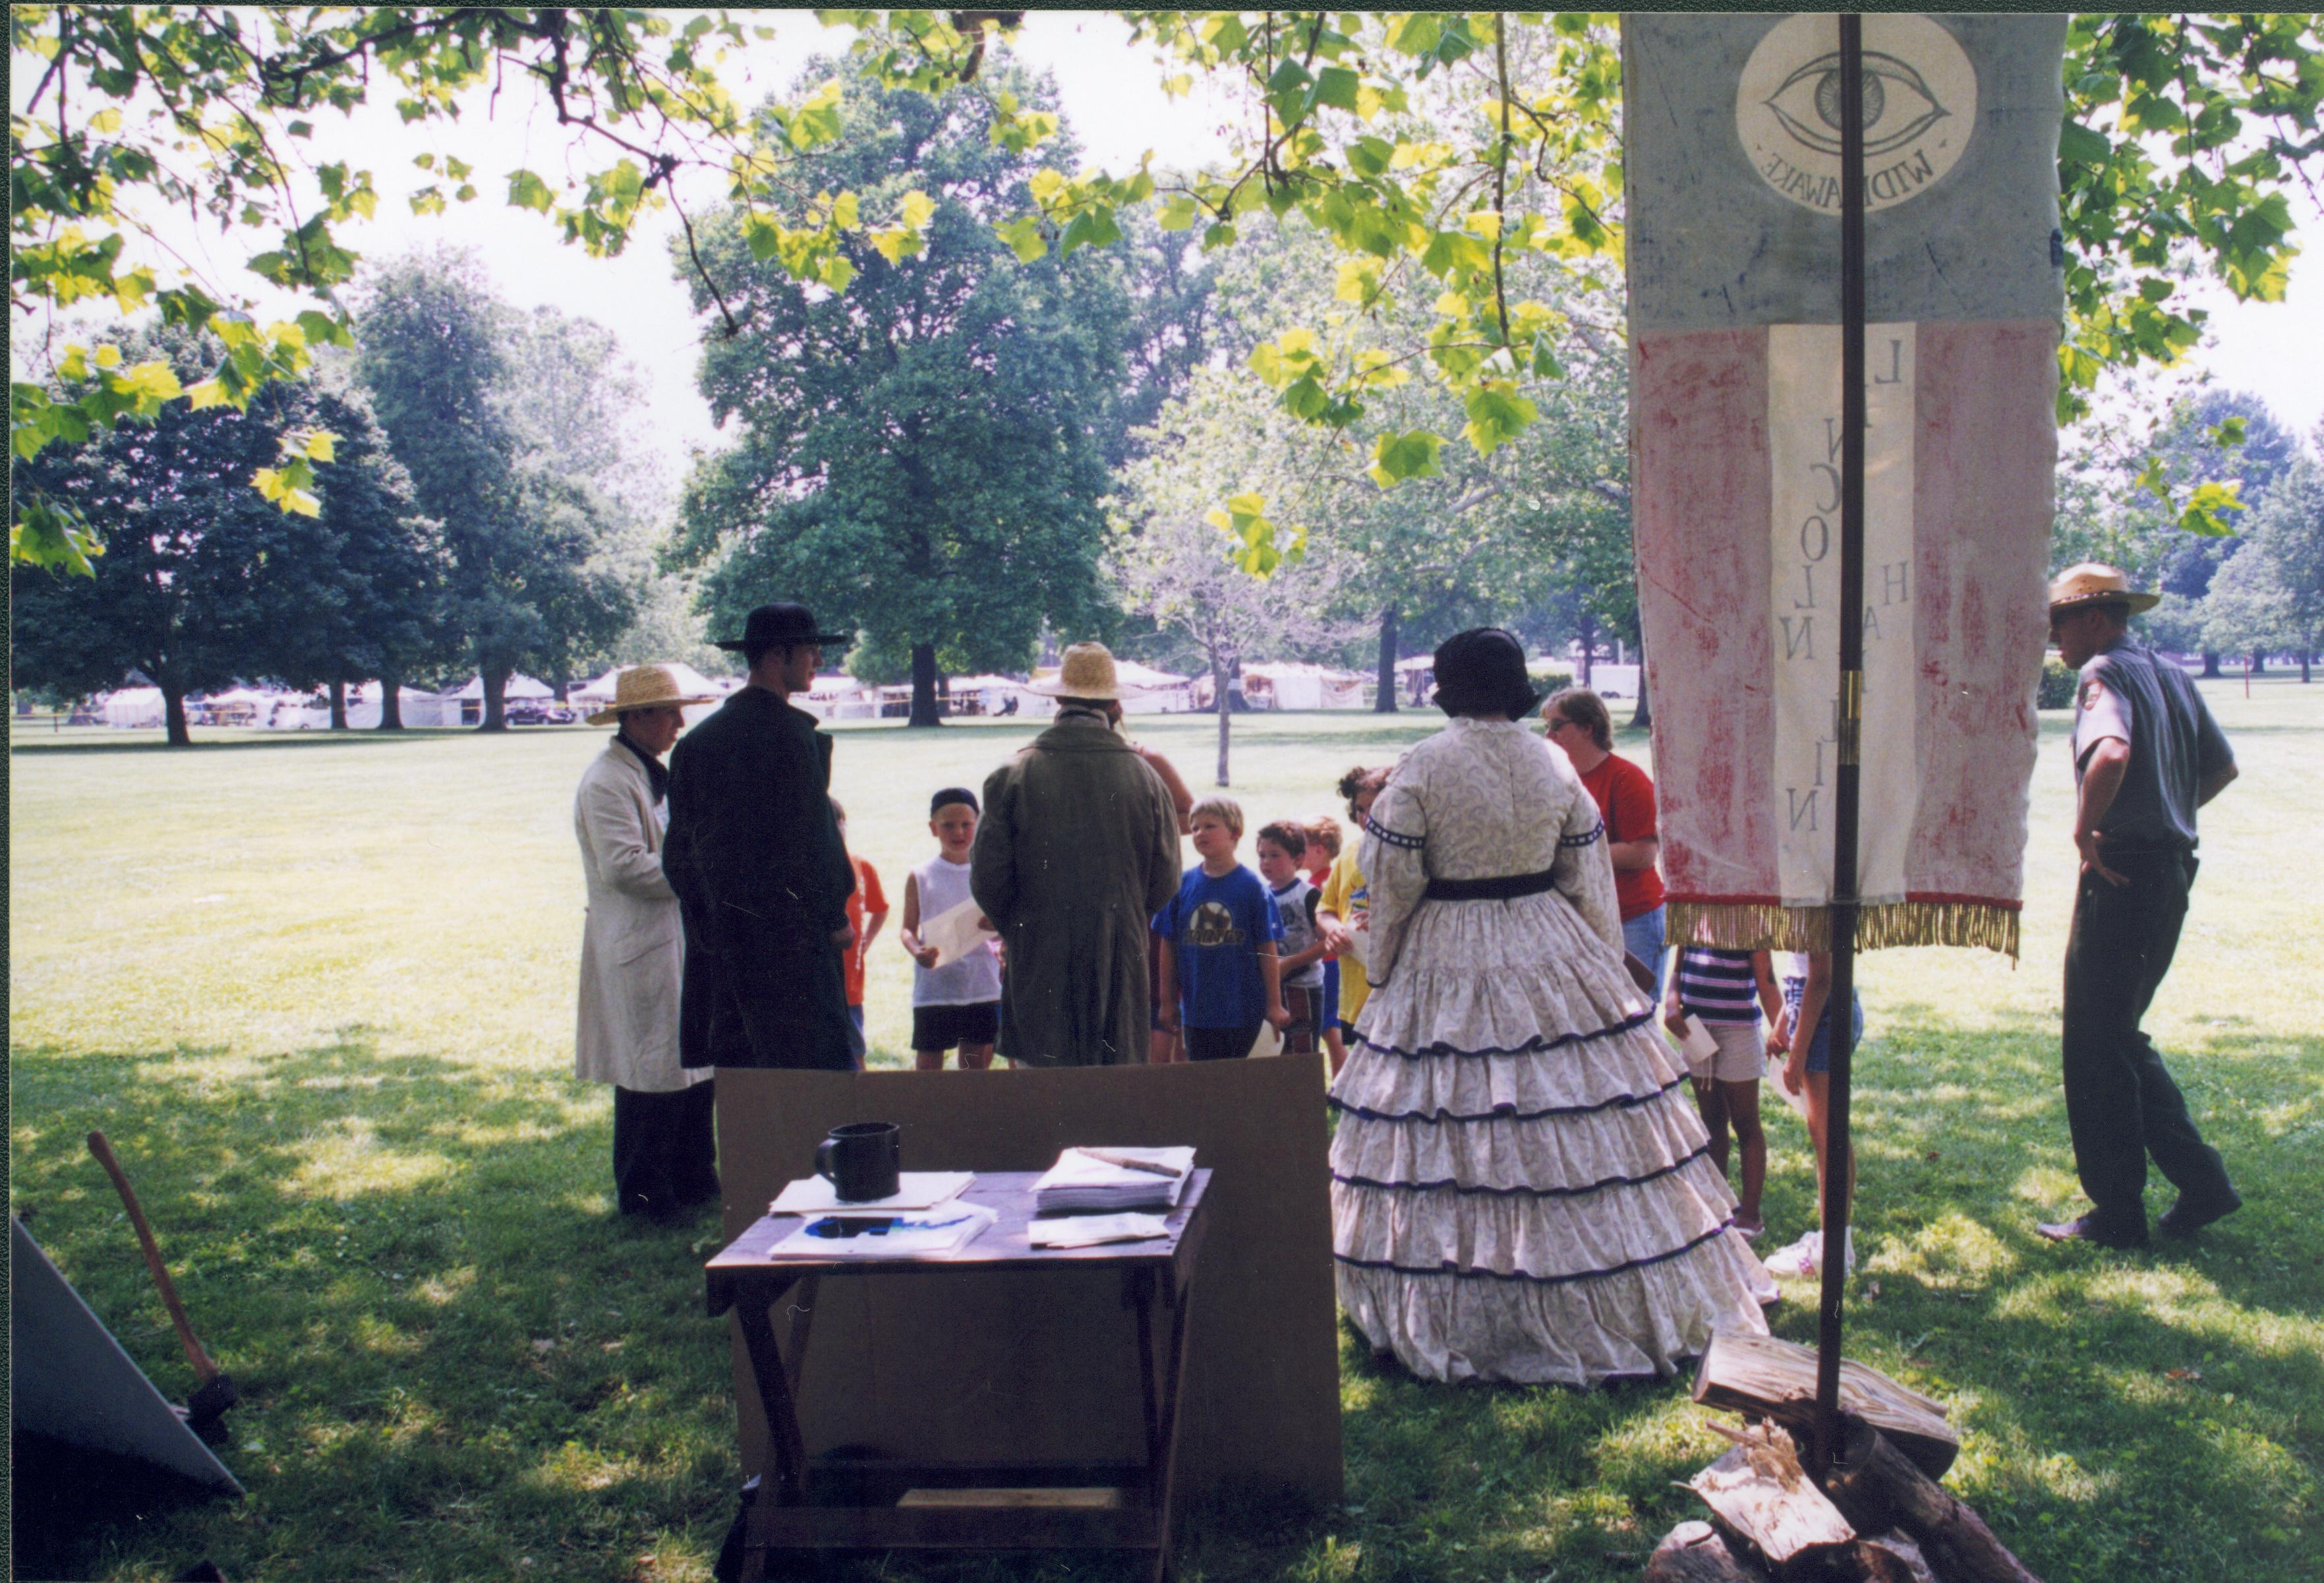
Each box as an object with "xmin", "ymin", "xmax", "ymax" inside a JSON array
[
  {"xmin": 1764, "ymin": 50, "xmax": 1950, "ymax": 158},
  {"xmin": 1188, "ymin": 901, "xmax": 1244, "ymax": 949},
  {"xmin": 1736, "ymin": 14, "xmax": 1978, "ymax": 216}
]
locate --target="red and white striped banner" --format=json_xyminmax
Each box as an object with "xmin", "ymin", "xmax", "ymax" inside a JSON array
[{"xmin": 1624, "ymin": 14, "xmax": 2066, "ymax": 955}]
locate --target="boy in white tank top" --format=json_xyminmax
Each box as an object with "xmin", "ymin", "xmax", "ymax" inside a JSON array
[{"xmin": 900, "ymin": 787, "xmax": 1004, "ymax": 1069}]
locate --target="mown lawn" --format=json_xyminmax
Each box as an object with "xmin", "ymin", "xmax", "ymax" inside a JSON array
[{"xmin": 9, "ymin": 685, "xmax": 2321, "ymax": 1582}]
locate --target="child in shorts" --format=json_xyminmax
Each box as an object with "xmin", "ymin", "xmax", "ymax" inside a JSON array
[
  {"xmin": 1255, "ymin": 821, "xmax": 1326, "ymax": 1056},
  {"xmin": 899, "ymin": 787, "xmax": 1002, "ymax": 1071},
  {"xmin": 1154, "ymin": 796, "xmax": 1290, "ymax": 1061},
  {"xmin": 1665, "ymin": 945, "xmax": 1780, "ymax": 1238},
  {"xmin": 1764, "ymin": 949, "xmax": 1868, "ymax": 1277}
]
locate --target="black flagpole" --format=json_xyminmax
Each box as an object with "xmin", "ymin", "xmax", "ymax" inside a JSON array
[{"xmin": 1813, "ymin": 11, "xmax": 1867, "ymax": 1481}]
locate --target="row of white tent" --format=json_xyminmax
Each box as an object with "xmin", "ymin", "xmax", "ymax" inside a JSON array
[{"xmin": 88, "ymin": 658, "xmax": 1382, "ymax": 731}]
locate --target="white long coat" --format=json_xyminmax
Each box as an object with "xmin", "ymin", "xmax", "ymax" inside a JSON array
[{"xmin": 573, "ymin": 738, "xmax": 708, "ymax": 1092}]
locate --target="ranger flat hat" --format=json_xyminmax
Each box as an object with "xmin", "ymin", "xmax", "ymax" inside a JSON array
[
  {"xmin": 714, "ymin": 601, "xmax": 852, "ymax": 652},
  {"xmin": 2048, "ymin": 562, "xmax": 2160, "ymax": 616},
  {"xmin": 585, "ymin": 664, "xmax": 718, "ymax": 727},
  {"xmin": 1027, "ymin": 642, "xmax": 1125, "ymax": 700}
]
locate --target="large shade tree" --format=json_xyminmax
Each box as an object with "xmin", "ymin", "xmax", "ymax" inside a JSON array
[
  {"xmin": 353, "ymin": 251, "xmax": 640, "ymax": 729},
  {"xmin": 15, "ymin": 11, "xmax": 2321, "ymax": 576},
  {"xmin": 668, "ymin": 64, "xmax": 1128, "ymax": 725},
  {"xmin": 10, "ymin": 328, "xmax": 430, "ymax": 744}
]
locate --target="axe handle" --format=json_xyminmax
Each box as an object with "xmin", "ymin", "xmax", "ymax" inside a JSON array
[{"xmin": 87, "ymin": 1130, "xmax": 219, "ymax": 1383}]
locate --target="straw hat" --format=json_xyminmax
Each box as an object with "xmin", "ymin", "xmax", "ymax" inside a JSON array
[
  {"xmin": 1027, "ymin": 642, "xmax": 1126, "ymax": 700},
  {"xmin": 2048, "ymin": 562, "xmax": 2159, "ymax": 616},
  {"xmin": 585, "ymin": 665, "xmax": 718, "ymax": 727}
]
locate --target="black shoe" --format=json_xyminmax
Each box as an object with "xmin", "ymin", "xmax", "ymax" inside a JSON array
[
  {"xmin": 2159, "ymin": 1186, "xmax": 2242, "ymax": 1238},
  {"xmin": 2037, "ymin": 1212, "xmax": 2149, "ymax": 1248}
]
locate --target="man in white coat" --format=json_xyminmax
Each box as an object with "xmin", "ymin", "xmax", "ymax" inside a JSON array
[{"xmin": 575, "ymin": 665, "xmax": 720, "ymax": 1220}]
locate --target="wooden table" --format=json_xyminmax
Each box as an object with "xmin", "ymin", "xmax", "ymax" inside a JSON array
[{"xmin": 705, "ymin": 1170, "xmax": 1213, "ymax": 1583}]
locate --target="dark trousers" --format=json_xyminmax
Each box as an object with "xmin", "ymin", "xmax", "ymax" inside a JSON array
[
  {"xmin": 613, "ymin": 1079, "xmax": 720, "ymax": 1218},
  {"xmin": 2061, "ymin": 847, "xmax": 2232, "ymax": 1224}
]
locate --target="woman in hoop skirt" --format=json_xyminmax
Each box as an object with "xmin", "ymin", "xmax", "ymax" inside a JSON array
[{"xmin": 1329, "ymin": 628, "xmax": 1770, "ymax": 1385}]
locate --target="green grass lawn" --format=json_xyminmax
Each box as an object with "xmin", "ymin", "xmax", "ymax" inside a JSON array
[{"xmin": 10, "ymin": 685, "xmax": 2321, "ymax": 1582}]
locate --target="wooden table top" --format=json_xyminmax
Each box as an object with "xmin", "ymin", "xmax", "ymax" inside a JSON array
[{"xmin": 706, "ymin": 1170, "xmax": 1213, "ymax": 1303}]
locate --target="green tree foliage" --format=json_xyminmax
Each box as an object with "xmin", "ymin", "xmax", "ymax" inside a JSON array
[
  {"xmin": 2206, "ymin": 449, "xmax": 2324, "ymax": 678},
  {"xmin": 1109, "ymin": 367, "xmax": 1365, "ymax": 785},
  {"xmin": 9, "ymin": 328, "xmax": 430, "ymax": 745},
  {"xmin": 353, "ymin": 251, "xmax": 640, "ymax": 730},
  {"xmin": 15, "ymin": 9, "xmax": 2323, "ymax": 570},
  {"xmin": 668, "ymin": 65, "xmax": 1128, "ymax": 727}
]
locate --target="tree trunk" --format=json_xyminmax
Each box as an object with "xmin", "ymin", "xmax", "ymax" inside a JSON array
[
  {"xmin": 1577, "ymin": 612, "xmax": 1596, "ymax": 686},
  {"xmin": 2201, "ymin": 650, "xmax": 2222, "ymax": 678},
  {"xmin": 162, "ymin": 680, "xmax": 192, "ymax": 748},
  {"xmin": 480, "ymin": 667, "xmax": 511, "ymax": 732},
  {"xmin": 377, "ymin": 672, "xmax": 405, "ymax": 731},
  {"xmin": 2302, "ymin": 650, "xmax": 2312, "ymax": 684},
  {"xmin": 1212, "ymin": 649, "xmax": 1231, "ymax": 788},
  {"xmin": 2250, "ymin": 647, "xmax": 2267, "ymax": 676},
  {"xmin": 329, "ymin": 678, "xmax": 349, "ymax": 731},
  {"xmin": 1630, "ymin": 642, "xmax": 1652, "ymax": 731},
  {"xmin": 1374, "ymin": 603, "xmax": 1399, "ymax": 713},
  {"xmin": 908, "ymin": 640, "xmax": 943, "ymax": 727}
]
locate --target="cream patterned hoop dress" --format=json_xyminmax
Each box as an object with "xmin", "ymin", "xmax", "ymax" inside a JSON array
[{"xmin": 1329, "ymin": 717, "xmax": 1772, "ymax": 1385}]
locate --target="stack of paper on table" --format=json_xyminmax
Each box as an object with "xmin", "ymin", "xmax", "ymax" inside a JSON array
[
  {"xmin": 1033, "ymin": 1147, "xmax": 1195, "ymax": 1213},
  {"xmin": 1028, "ymin": 1212, "xmax": 1171, "ymax": 1249},
  {"xmin": 770, "ymin": 1171, "xmax": 975, "ymax": 1216}
]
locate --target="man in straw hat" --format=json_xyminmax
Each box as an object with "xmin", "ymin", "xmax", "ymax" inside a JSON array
[
  {"xmin": 971, "ymin": 642, "xmax": 1185, "ymax": 1065},
  {"xmin": 574, "ymin": 664, "xmax": 721, "ymax": 1219},
  {"xmin": 664, "ymin": 603, "xmax": 863, "ymax": 1072},
  {"xmin": 2037, "ymin": 564, "xmax": 2242, "ymax": 1248}
]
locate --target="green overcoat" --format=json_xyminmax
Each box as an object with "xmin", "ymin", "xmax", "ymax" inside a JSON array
[{"xmin": 972, "ymin": 712, "xmax": 1183, "ymax": 1066}]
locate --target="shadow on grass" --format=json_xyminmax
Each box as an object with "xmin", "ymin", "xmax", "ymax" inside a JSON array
[{"xmin": 11, "ymin": 1030, "xmax": 740, "ymax": 1583}]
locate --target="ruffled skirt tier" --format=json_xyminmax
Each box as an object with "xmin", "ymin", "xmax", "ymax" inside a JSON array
[{"xmin": 1330, "ymin": 891, "xmax": 1772, "ymax": 1386}]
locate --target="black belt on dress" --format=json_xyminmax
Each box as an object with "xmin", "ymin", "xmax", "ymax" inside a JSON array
[{"xmin": 1424, "ymin": 868, "xmax": 1559, "ymax": 901}]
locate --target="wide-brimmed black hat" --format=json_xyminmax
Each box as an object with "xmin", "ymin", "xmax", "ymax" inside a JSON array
[
  {"xmin": 1432, "ymin": 628, "xmax": 1542, "ymax": 720},
  {"xmin": 713, "ymin": 601, "xmax": 852, "ymax": 652}
]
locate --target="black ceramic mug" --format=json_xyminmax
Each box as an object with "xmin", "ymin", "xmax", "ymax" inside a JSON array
[{"xmin": 815, "ymin": 1121, "xmax": 901, "ymax": 1201}]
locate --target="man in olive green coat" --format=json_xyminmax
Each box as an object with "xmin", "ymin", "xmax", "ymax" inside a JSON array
[{"xmin": 972, "ymin": 643, "xmax": 1184, "ymax": 1066}]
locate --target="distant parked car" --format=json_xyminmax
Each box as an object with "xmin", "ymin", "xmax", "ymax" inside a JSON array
[{"xmin": 508, "ymin": 703, "xmax": 577, "ymax": 726}]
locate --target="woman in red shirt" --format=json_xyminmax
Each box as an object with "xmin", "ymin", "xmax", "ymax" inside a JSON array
[{"xmin": 1542, "ymin": 688, "xmax": 1666, "ymax": 995}]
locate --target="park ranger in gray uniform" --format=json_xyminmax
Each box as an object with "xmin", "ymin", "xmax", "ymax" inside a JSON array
[{"xmin": 2037, "ymin": 564, "xmax": 2243, "ymax": 1249}]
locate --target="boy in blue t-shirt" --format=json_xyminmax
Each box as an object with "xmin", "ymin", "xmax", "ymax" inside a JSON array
[{"xmin": 1154, "ymin": 795, "xmax": 1290, "ymax": 1061}]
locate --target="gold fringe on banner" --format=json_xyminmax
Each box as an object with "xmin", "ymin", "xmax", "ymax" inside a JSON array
[{"xmin": 1666, "ymin": 900, "xmax": 2019, "ymax": 962}]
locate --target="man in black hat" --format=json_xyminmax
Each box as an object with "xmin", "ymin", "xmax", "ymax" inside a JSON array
[{"xmin": 664, "ymin": 603, "xmax": 862, "ymax": 1071}]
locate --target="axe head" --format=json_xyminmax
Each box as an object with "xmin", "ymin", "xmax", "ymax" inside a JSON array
[{"xmin": 184, "ymin": 1373, "xmax": 239, "ymax": 1443}]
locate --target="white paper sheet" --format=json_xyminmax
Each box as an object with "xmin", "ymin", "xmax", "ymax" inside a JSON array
[
  {"xmin": 770, "ymin": 1202, "xmax": 997, "ymax": 1259},
  {"xmin": 770, "ymin": 1171, "xmax": 975, "ymax": 1215},
  {"xmin": 920, "ymin": 896, "xmax": 999, "ymax": 969},
  {"xmin": 1028, "ymin": 1212, "xmax": 1171, "ymax": 1249}
]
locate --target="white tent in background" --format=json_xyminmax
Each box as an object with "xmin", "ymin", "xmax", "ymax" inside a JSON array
[
  {"xmin": 100, "ymin": 688, "xmax": 164, "ymax": 728},
  {"xmin": 567, "ymin": 662, "xmax": 733, "ymax": 725},
  {"xmin": 342, "ymin": 681, "xmax": 461, "ymax": 729},
  {"xmin": 1240, "ymin": 662, "xmax": 1366, "ymax": 711},
  {"xmin": 453, "ymin": 672, "xmax": 553, "ymax": 700},
  {"xmin": 793, "ymin": 672, "xmax": 876, "ymax": 721}
]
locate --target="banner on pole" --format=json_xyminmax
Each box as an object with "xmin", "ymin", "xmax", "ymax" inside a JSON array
[{"xmin": 1625, "ymin": 13, "xmax": 2066, "ymax": 956}]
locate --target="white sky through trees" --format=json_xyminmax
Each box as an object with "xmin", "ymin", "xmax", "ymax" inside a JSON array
[{"xmin": 14, "ymin": 12, "xmax": 2321, "ymax": 494}]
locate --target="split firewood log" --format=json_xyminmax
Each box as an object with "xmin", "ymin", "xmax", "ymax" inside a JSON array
[
  {"xmin": 1644, "ymin": 1520, "xmax": 1773, "ymax": 1582},
  {"xmin": 1826, "ymin": 1416, "xmax": 2042, "ymax": 1583}
]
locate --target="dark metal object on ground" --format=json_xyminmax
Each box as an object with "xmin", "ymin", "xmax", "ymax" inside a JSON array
[{"xmin": 86, "ymin": 1131, "xmax": 240, "ymax": 1443}]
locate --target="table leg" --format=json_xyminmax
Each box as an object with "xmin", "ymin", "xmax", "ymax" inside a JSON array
[
  {"xmin": 1148, "ymin": 1268, "xmax": 1199, "ymax": 1583},
  {"xmin": 1128, "ymin": 1268, "xmax": 1161, "ymax": 1469},
  {"xmin": 733, "ymin": 1272, "xmax": 810, "ymax": 1505},
  {"xmin": 783, "ymin": 1273, "xmax": 821, "ymax": 1401}
]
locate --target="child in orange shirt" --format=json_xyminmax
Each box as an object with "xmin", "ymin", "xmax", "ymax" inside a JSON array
[{"xmin": 831, "ymin": 797, "xmax": 888, "ymax": 1063}]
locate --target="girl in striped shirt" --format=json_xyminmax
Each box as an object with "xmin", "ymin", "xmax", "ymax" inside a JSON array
[{"xmin": 1664, "ymin": 945, "xmax": 1781, "ymax": 1238}]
